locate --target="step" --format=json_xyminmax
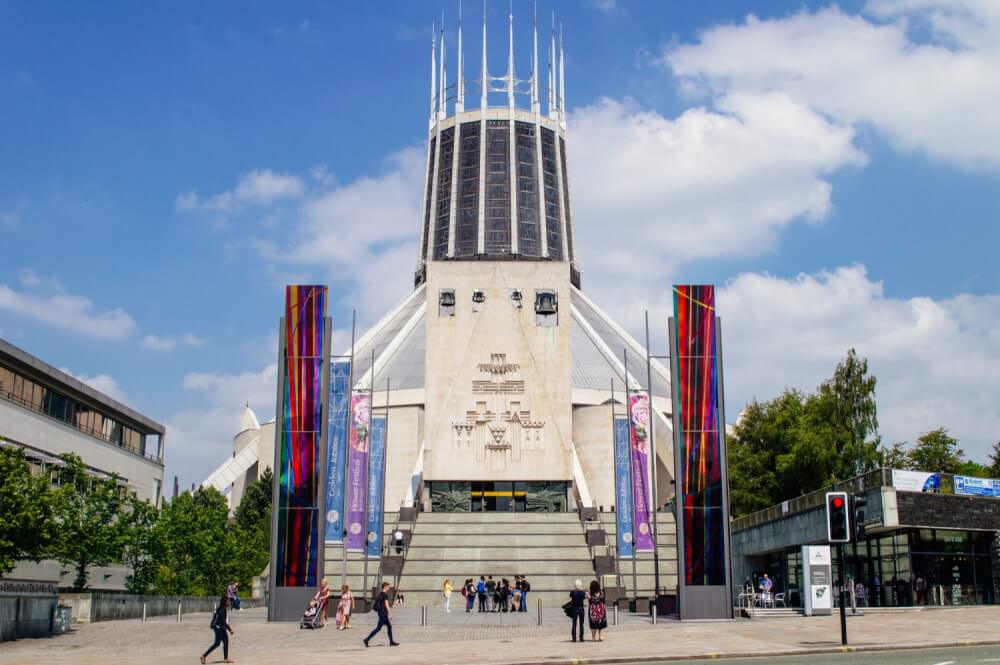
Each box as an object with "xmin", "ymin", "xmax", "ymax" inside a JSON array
[
  {"xmin": 416, "ymin": 513, "xmax": 582, "ymax": 524},
  {"xmin": 414, "ymin": 522, "xmax": 584, "ymax": 535},
  {"xmin": 408, "ymin": 534, "xmax": 587, "ymax": 547},
  {"xmin": 396, "ymin": 573, "xmax": 600, "ymax": 590},
  {"xmin": 405, "ymin": 547, "xmax": 593, "ymax": 561},
  {"xmin": 401, "ymin": 560, "xmax": 599, "ymax": 575}
]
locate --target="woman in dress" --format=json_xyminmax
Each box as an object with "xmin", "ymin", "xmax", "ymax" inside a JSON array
[
  {"xmin": 442, "ymin": 578, "xmax": 453, "ymax": 613},
  {"xmin": 336, "ymin": 583, "xmax": 355, "ymax": 629},
  {"xmin": 588, "ymin": 580, "xmax": 607, "ymax": 642},
  {"xmin": 313, "ymin": 578, "xmax": 331, "ymax": 626}
]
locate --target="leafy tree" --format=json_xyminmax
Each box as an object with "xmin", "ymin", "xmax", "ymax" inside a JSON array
[
  {"xmin": 817, "ymin": 348, "xmax": 881, "ymax": 478},
  {"xmin": 123, "ymin": 496, "xmax": 159, "ymax": 594},
  {"xmin": 881, "ymin": 442, "xmax": 910, "ymax": 470},
  {"xmin": 988, "ymin": 441, "xmax": 1000, "ymax": 477},
  {"xmin": 958, "ymin": 459, "xmax": 991, "ymax": 478},
  {"xmin": 907, "ymin": 428, "xmax": 964, "ymax": 474},
  {"xmin": 235, "ymin": 468, "xmax": 272, "ymax": 533},
  {"xmin": 0, "ymin": 445, "xmax": 56, "ymax": 576},
  {"xmin": 154, "ymin": 487, "xmax": 234, "ymax": 596},
  {"xmin": 50, "ymin": 454, "xmax": 129, "ymax": 590}
]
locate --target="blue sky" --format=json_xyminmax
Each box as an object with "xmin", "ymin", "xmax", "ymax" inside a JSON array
[{"xmin": 2, "ymin": 0, "xmax": 998, "ymax": 488}]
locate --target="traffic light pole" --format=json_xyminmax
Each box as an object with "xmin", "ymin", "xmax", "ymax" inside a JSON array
[{"xmin": 837, "ymin": 543, "xmax": 848, "ymax": 646}]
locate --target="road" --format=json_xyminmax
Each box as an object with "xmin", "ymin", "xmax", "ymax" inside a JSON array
[{"xmin": 628, "ymin": 644, "xmax": 1000, "ymax": 665}]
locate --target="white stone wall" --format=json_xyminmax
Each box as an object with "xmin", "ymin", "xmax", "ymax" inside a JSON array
[
  {"xmin": 0, "ymin": 399, "xmax": 163, "ymax": 504},
  {"xmin": 423, "ymin": 261, "xmax": 573, "ymax": 482}
]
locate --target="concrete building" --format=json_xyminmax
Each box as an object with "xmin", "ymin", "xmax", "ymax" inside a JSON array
[
  {"xmin": 0, "ymin": 337, "xmax": 166, "ymax": 589},
  {"xmin": 732, "ymin": 468, "xmax": 1000, "ymax": 609}
]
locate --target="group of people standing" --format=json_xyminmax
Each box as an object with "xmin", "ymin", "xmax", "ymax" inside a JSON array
[{"xmin": 444, "ymin": 575, "xmax": 532, "ymax": 613}]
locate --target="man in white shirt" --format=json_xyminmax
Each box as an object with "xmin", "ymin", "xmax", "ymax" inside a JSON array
[{"xmin": 394, "ymin": 529, "xmax": 404, "ymax": 554}]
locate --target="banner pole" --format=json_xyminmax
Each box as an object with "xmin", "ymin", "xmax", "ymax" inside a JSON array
[
  {"xmin": 342, "ymin": 310, "xmax": 356, "ymax": 588},
  {"xmin": 611, "ymin": 379, "xmax": 622, "ymax": 604},
  {"xmin": 375, "ymin": 377, "xmax": 391, "ymax": 590},
  {"xmin": 623, "ymin": 349, "xmax": 637, "ymax": 603},
  {"xmin": 645, "ymin": 310, "xmax": 661, "ymax": 599},
  {"xmin": 362, "ymin": 347, "xmax": 375, "ymax": 609}
]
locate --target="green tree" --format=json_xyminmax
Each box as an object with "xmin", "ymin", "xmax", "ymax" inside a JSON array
[
  {"xmin": 907, "ymin": 428, "xmax": 964, "ymax": 474},
  {"xmin": 231, "ymin": 469, "xmax": 273, "ymax": 588},
  {"xmin": 50, "ymin": 454, "xmax": 129, "ymax": 590},
  {"xmin": 881, "ymin": 442, "xmax": 910, "ymax": 470},
  {"xmin": 123, "ymin": 496, "xmax": 159, "ymax": 594},
  {"xmin": 153, "ymin": 487, "xmax": 233, "ymax": 596},
  {"xmin": 0, "ymin": 445, "xmax": 56, "ymax": 576},
  {"xmin": 234, "ymin": 468, "xmax": 272, "ymax": 533},
  {"xmin": 958, "ymin": 460, "xmax": 990, "ymax": 478},
  {"xmin": 817, "ymin": 348, "xmax": 881, "ymax": 478},
  {"xmin": 988, "ymin": 441, "xmax": 1000, "ymax": 477}
]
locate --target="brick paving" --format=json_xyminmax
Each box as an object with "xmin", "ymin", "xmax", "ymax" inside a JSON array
[{"xmin": 3, "ymin": 605, "xmax": 1000, "ymax": 665}]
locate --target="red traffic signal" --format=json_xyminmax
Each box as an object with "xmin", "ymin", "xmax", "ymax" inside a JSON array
[{"xmin": 826, "ymin": 491, "xmax": 850, "ymax": 543}]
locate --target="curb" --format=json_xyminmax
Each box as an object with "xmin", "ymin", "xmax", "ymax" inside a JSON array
[{"xmin": 497, "ymin": 639, "xmax": 1000, "ymax": 665}]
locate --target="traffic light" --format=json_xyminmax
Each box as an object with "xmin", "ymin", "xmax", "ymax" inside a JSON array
[
  {"xmin": 826, "ymin": 491, "xmax": 850, "ymax": 543},
  {"xmin": 852, "ymin": 493, "xmax": 867, "ymax": 542}
]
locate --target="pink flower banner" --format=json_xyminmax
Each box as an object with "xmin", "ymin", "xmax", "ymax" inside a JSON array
[
  {"xmin": 344, "ymin": 392, "xmax": 371, "ymax": 551},
  {"xmin": 629, "ymin": 392, "xmax": 655, "ymax": 552}
]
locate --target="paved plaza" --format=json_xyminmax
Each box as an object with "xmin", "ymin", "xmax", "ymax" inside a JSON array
[{"xmin": 3, "ymin": 605, "xmax": 1000, "ymax": 665}]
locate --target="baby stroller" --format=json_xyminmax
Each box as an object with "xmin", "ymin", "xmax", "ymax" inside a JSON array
[{"xmin": 299, "ymin": 599, "xmax": 325, "ymax": 629}]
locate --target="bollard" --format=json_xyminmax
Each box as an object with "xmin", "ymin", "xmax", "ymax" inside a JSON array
[
  {"xmin": 421, "ymin": 606, "xmax": 426, "ymax": 626},
  {"xmin": 176, "ymin": 600, "xmax": 182, "ymax": 622},
  {"xmin": 537, "ymin": 598, "xmax": 542, "ymax": 626},
  {"xmin": 142, "ymin": 603, "xmax": 146, "ymax": 623},
  {"xmin": 652, "ymin": 600, "xmax": 657, "ymax": 625},
  {"xmin": 613, "ymin": 605, "xmax": 619, "ymax": 626}
]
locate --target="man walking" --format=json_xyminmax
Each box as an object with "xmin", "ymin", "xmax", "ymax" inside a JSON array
[
  {"xmin": 394, "ymin": 529, "xmax": 405, "ymax": 555},
  {"xmin": 520, "ymin": 575, "xmax": 530, "ymax": 612},
  {"xmin": 364, "ymin": 582, "xmax": 400, "ymax": 648}
]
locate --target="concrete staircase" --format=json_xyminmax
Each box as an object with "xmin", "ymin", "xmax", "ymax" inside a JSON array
[
  {"xmin": 592, "ymin": 512, "xmax": 679, "ymax": 601},
  {"xmin": 323, "ymin": 512, "xmax": 404, "ymax": 605},
  {"xmin": 396, "ymin": 512, "xmax": 597, "ymax": 607}
]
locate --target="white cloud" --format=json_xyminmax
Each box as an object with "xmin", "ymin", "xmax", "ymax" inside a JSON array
[
  {"xmin": 716, "ymin": 265, "xmax": 1000, "ymax": 461},
  {"xmin": 60, "ymin": 368, "xmax": 130, "ymax": 404},
  {"xmin": 590, "ymin": 0, "xmax": 617, "ymax": 12},
  {"xmin": 0, "ymin": 275, "xmax": 136, "ymax": 341},
  {"xmin": 663, "ymin": 2, "xmax": 1000, "ymax": 170},
  {"xmin": 0, "ymin": 205, "xmax": 21, "ymax": 229},
  {"xmin": 165, "ymin": 364, "xmax": 278, "ymax": 487},
  {"xmin": 140, "ymin": 332, "xmax": 206, "ymax": 352},
  {"xmin": 569, "ymin": 94, "xmax": 864, "ymax": 299},
  {"xmin": 177, "ymin": 169, "xmax": 305, "ymax": 213}
]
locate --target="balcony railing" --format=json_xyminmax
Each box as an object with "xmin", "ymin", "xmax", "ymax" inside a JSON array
[{"xmin": 0, "ymin": 389, "xmax": 163, "ymax": 465}]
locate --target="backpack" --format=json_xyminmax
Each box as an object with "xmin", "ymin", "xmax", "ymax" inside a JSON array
[
  {"xmin": 522, "ymin": 580, "xmax": 531, "ymax": 592},
  {"xmin": 209, "ymin": 608, "xmax": 221, "ymax": 629}
]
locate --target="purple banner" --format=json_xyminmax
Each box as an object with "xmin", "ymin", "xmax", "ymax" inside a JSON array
[
  {"xmin": 345, "ymin": 392, "xmax": 371, "ymax": 551},
  {"xmin": 629, "ymin": 393, "xmax": 655, "ymax": 552}
]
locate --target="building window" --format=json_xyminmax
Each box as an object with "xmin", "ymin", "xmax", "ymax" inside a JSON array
[
  {"xmin": 559, "ymin": 136, "xmax": 574, "ymax": 263},
  {"xmin": 433, "ymin": 127, "xmax": 455, "ymax": 260},
  {"xmin": 540, "ymin": 127, "xmax": 563, "ymax": 260},
  {"xmin": 455, "ymin": 121, "xmax": 481, "ymax": 257},
  {"xmin": 421, "ymin": 136, "xmax": 437, "ymax": 261},
  {"xmin": 485, "ymin": 120, "xmax": 511, "ymax": 255},
  {"xmin": 514, "ymin": 121, "xmax": 540, "ymax": 258}
]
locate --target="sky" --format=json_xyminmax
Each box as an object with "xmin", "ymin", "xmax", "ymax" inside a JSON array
[{"xmin": 1, "ymin": 0, "xmax": 998, "ymax": 489}]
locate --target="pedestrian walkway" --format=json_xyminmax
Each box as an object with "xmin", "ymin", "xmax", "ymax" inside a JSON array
[{"xmin": 3, "ymin": 604, "xmax": 999, "ymax": 665}]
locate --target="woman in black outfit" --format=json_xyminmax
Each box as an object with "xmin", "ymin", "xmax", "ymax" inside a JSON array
[
  {"xmin": 568, "ymin": 579, "xmax": 587, "ymax": 643},
  {"xmin": 201, "ymin": 594, "xmax": 235, "ymax": 663}
]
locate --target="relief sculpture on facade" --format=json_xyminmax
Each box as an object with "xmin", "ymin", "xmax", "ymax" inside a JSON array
[{"xmin": 453, "ymin": 354, "xmax": 544, "ymax": 467}]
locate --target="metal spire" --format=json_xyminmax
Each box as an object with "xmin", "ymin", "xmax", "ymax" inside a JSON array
[
  {"xmin": 548, "ymin": 12, "xmax": 556, "ymax": 119},
  {"xmin": 507, "ymin": 0, "xmax": 515, "ymax": 109},
  {"xmin": 559, "ymin": 21, "xmax": 566, "ymax": 126},
  {"xmin": 531, "ymin": 1, "xmax": 539, "ymax": 114},
  {"xmin": 430, "ymin": 21, "xmax": 437, "ymax": 125},
  {"xmin": 481, "ymin": 0, "xmax": 488, "ymax": 109},
  {"xmin": 456, "ymin": 1, "xmax": 465, "ymax": 113},
  {"xmin": 439, "ymin": 14, "xmax": 447, "ymax": 120}
]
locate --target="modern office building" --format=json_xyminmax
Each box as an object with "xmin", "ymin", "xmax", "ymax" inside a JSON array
[
  {"xmin": 0, "ymin": 338, "xmax": 166, "ymax": 505},
  {"xmin": 731, "ymin": 468, "xmax": 1000, "ymax": 608}
]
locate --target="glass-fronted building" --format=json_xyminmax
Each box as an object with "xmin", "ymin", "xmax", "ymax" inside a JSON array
[{"xmin": 732, "ymin": 469, "xmax": 1000, "ymax": 608}]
